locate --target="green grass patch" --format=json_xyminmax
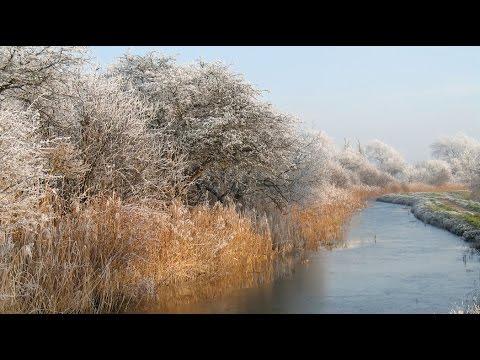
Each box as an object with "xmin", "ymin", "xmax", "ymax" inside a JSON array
[
  {"xmin": 456, "ymin": 213, "xmax": 480, "ymax": 228},
  {"xmin": 463, "ymin": 201, "xmax": 480, "ymax": 212},
  {"xmin": 431, "ymin": 192, "xmax": 444, "ymax": 197},
  {"xmin": 446, "ymin": 190, "xmax": 472, "ymax": 200},
  {"xmin": 428, "ymin": 203, "xmax": 457, "ymax": 212}
]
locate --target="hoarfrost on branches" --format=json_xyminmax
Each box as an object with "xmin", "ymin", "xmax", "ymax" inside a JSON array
[
  {"xmin": 110, "ymin": 53, "xmax": 300, "ymax": 208},
  {"xmin": 0, "ymin": 102, "xmax": 47, "ymax": 230},
  {"xmin": 407, "ymin": 160, "xmax": 452, "ymax": 186},
  {"xmin": 1, "ymin": 46, "xmax": 477, "ymax": 219},
  {"xmin": 430, "ymin": 133, "xmax": 480, "ymax": 181},
  {"xmin": 365, "ymin": 139, "xmax": 407, "ymax": 178}
]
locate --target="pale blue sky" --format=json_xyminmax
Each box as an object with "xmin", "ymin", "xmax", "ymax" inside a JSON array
[{"xmin": 91, "ymin": 46, "xmax": 480, "ymax": 163}]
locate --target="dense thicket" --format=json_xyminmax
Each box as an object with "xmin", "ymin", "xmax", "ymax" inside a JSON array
[{"xmin": 1, "ymin": 47, "xmax": 475, "ymax": 225}]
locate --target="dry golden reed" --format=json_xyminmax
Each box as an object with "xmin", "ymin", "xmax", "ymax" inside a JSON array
[{"xmin": 0, "ymin": 194, "xmax": 275, "ymax": 313}]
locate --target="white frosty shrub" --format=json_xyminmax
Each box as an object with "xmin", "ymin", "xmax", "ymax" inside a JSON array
[
  {"xmin": 335, "ymin": 144, "xmax": 395, "ymax": 187},
  {"xmin": 365, "ymin": 139, "xmax": 407, "ymax": 178},
  {"xmin": 409, "ymin": 160, "xmax": 452, "ymax": 186},
  {"xmin": 0, "ymin": 102, "xmax": 47, "ymax": 230},
  {"xmin": 286, "ymin": 130, "xmax": 339, "ymax": 205},
  {"xmin": 51, "ymin": 74, "xmax": 188, "ymax": 200},
  {"xmin": 430, "ymin": 133, "xmax": 480, "ymax": 182},
  {"xmin": 466, "ymin": 150, "xmax": 480, "ymax": 197}
]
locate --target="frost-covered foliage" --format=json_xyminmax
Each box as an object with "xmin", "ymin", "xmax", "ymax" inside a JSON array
[
  {"xmin": 46, "ymin": 74, "xmax": 187, "ymax": 200},
  {"xmin": 407, "ymin": 159, "xmax": 452, "ymax": 186},
  {"xmin": 335, "ymin": 143, "xmax": 395, "ymax": 187},
  {"xmin": 430, "ymin": 133, "xmax": 480, "ymax": 181},
  {"xmin": 0, "ymin": 102, "xmax": 47, "ymax": 229},
  {"xmin": 430, "ymin": 133, "xmax": 480, "ymax": 194},
  {"xmin": 0, "ymin": 46, "xmax": 86, "ymax": 99},
  {"xmin": 430, "ymin": 133, "xmax": 479, "ymax": 163},
  {"xmin": 109, "ymin": 53, "xmax": 299, "ymax": 208},
  {"xmin": 468, "ymin": 152, "xmax": 480, "ymax": 197},
  {"xmin": 287, "ymin": 131, "xmax": 338, "ymax": 204},
  {"xmin": 0, "ymin": 46, "xmax": 88, "ymax": 137},
  {"xmin": 0, "ymin": 46, "xmax": 470, "ymax": 218},
  {"xmin": 365, "ymin": 139, "xmax": 407, "ymax": 178}
]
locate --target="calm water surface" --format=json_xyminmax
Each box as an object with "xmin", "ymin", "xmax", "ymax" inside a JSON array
[{"xmin": 160, "ymin": 201, "xmax": 480, "ymax": 313}]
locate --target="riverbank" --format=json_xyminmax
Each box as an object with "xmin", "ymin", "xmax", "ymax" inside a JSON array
[{"xmin": 377, "ymin": 191, "xmax": 480, "ymax": 248}]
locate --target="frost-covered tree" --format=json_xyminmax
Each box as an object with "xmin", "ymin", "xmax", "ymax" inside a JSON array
[
  {"xmin": 430, "ymin": 133, "xmax": 479, "ymax": 162},
  {"xmin": 0, "ymin": 46, "xmax": 86, "ymax": 98},
  {"xmin": 109, "ymin": 53, "xmax": 299, "ymax": 208},
  {"xmin": 430, "ymin": 133, "xmax": 480, "ymax": 181},
  {"xmin": 408, "ymin": 159, "xmax": 452, "ymax": 186},
  {"xmin": 336, "ymin": 143, "xmax": 395, "ymax": 187},
  {"xmin": 285, "ymin": 130, "xmax": 338, "ymax": 204},
  {"xmin": 469, "ymin": 153, "xmax": 480, "ymax": 197},
  {"xmin": 0, "ymin": 46, "xmax": 88, "ymax": 137},
  {"xmin": 457, "ymin": 145, "xmax": 480, "ymax": 197},
  {"xmin": 365, "ymin": 139, "xmax": 407, "ymax": 178}
]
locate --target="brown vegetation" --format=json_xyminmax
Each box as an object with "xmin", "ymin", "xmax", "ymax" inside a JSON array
[{"xmin": 0, "ymin": 186, "xmax": 370, "ymax": 313}]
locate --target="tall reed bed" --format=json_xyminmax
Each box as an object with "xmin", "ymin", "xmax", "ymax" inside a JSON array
[{"xmin": 0, "ymin": 194, "xmax": 275, "ymax": 313}]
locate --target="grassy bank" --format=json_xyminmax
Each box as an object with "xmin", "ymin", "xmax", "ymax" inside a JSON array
[{"xmin": 377, "ymin": 190, "xmax": 480, "ymax": 247}]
